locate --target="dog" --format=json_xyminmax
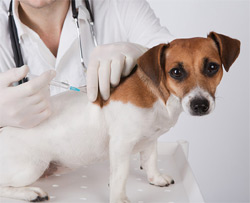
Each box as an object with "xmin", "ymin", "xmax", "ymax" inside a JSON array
[{"xmin": 0, "ymin": 32, "xmax": 240, "ymax": 203}]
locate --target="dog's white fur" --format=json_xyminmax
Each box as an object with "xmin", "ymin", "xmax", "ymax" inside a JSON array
[
  {"xmin": 0, "ymin": 87, "xmax": 194, "ymax": 202},
  {"xmin": 0, "ymin": 31, "xmax": 240, "ymax": 202},
  {"xmin": 182, "ymin": 86, "xmax": 215, "ymax": 115}
]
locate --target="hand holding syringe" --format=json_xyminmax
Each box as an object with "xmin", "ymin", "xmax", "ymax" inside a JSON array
[{"xmin": 27, "ymin": 73, "xmax": 82, "ymax": 92}]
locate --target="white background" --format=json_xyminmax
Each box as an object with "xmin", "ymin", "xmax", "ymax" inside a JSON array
[{"xmin": 147, "ymin": 0, "xmax": 250, "ymax": 202}]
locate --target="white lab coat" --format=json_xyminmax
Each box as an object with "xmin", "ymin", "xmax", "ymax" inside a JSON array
[{"xmin": 0, "ymin": 0, "xmax": 174, "ymax": 95}]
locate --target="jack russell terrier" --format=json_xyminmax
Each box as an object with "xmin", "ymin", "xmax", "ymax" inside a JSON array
[{"xmin": 0, "ymin": 32, "xmax": 240, "ymax": 203}]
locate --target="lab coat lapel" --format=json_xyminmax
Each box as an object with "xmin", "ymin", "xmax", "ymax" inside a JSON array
[
  {"xmin": 56, "ymin": 4, "xmax": 92, "ymax": 69},
  {"xmin": 55, "ymin": 6, "xmax": 78, "ymax": 68}
]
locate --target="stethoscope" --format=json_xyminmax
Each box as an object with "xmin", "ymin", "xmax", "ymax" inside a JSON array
[{"xmin": 8, "ymin": 0, "xmax": 98, "ymax": 84}]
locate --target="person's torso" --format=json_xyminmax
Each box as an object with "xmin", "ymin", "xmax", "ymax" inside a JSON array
[{"xmin": 0, "ymin": 0, "xmax": 129, "ymax": 95}]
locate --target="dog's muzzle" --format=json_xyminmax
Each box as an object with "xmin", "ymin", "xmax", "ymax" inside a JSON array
[
  {"xmin": 190, "ymin": 98, "xmax": 210, "ymax": 116},
  {"xmin": 182, "ymin": 87, "xmax": 215, "ymax": 116}
]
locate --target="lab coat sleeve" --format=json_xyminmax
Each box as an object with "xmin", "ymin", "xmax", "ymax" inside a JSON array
[
  {"xmin": 0, "ymin": 1, "xmax": 15, "ymax": 73},
  {"xmin": 113, "ymin": 0, "xmax": 175, "ymax": 48},
  {"xmin": 0, "ymin": 44, "xmax": 15, "ymax": 73}
]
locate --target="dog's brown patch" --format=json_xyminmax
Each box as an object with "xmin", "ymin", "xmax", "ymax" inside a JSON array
[
  {"xmin": 111, "ymin": 70, "xmax": 158, "ymax": 108},
  {"xmin": 94, "ymin": 68, "xmax": 158, "ymax": 108}
]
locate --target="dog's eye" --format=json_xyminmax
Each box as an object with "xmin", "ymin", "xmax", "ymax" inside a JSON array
[
  {"xmin": 208, "ymin": 63, "xmax": 219, "ymax": 74},
  {"xmin": 204, "ymin": 61, "xmax": 220, "ymax": 77},
  {"xmin": 169, "ymin": 67, "xmax": 187, "ymax": 81}
]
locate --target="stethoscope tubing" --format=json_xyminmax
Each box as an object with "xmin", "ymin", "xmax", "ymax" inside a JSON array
[{"xmin": 8, "ymin": 0, "xmax": 28, "ymax": 84}]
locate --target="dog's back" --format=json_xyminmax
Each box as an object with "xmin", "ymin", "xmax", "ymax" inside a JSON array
[{"xmin": 0, "ymin": 32, "xmax": 240, "ymax": 202}]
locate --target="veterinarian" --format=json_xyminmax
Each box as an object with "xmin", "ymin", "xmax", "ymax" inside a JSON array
[{"xmin": 0, "ymin": 0, "xmax": 174, "ymax": 129}]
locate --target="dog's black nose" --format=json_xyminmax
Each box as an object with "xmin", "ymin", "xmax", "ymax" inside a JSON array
[{"xmin": 190, "ymin": 98, "xmax": 209, "ymax": 116}]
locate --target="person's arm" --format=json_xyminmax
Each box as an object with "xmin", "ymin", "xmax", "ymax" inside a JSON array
[
  {"xmin": 0, "ymin": 64, "xmax": 56, "ymax": 129},
  {"xmin": 114, "ymin": 0, "xmax": 175, "ymax": 47},
  {"xmin": 87, "ymin": 0, "xmax": 173, "ymax": 102},
  {"xmin": 0, "ymin": 43, "xmax": 56, "ymax": 129},
  {"xmin": 87, "ymin": 42, "xmax": 148, "ymax": 101}
]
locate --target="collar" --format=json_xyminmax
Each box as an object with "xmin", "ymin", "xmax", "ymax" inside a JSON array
[
  {"xmin": 12, "ymin": 0, "xmax": 29, "ymax": 41},
  {"xmin": 12, "ymin": 0, "xmax": 91, "ymax": 42}
]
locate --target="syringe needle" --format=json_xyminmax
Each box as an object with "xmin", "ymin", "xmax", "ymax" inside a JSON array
[{"xmin": 27, "ymin": 74, "xmax": 81, "ymax": 92}]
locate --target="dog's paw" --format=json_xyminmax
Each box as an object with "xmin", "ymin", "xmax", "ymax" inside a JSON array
[
  {"xmin": 148, "ymin": 174, "xmax": 175, "ymax": 187},
  {"xmin": 22, "ymin": 187, "xmax": 49, "ymax": 202}
]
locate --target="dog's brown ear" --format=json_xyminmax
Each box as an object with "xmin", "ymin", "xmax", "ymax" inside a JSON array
[
  {"xmin": 207, "ymin": 32, "xmax": 240, "ymax": 72},
  {"xmin": 137, "ymin": 43, "xmax": 169, "ymax": 86}
]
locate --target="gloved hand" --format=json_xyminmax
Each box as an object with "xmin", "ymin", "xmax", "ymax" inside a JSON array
[
  {"xmin": 87, "ymin": 42, "xmax": 148, "ymax": 101},
  {"xmin": 0, "ymin": 65, "xmax": 56, "ymax": 128}
]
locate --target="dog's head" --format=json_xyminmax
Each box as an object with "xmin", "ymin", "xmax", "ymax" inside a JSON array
[{"xmin": 138, "ymin": 32, "xmax": 240, "ymax": 116}]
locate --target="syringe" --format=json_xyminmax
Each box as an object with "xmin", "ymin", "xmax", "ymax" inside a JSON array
[{"xmin": 27, "ymin": 73, "xmax": 81, "ymax": 92}]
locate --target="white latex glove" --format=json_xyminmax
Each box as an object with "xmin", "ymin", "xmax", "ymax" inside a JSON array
[
  {"xmin": 87, "ymin": 42, "xmax": 148, "ymax": 101},
  {"xmin": 0, "ymin": 65, "xmax": 56, "ymax": 128}
]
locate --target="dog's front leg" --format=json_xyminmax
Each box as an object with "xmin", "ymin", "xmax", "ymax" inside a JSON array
[
  {"xmin": 140, "ymin": 141, "xmax": 175, "ymax": 187},
  {"xmin": 109, "ymin": 137, "xmax": 135, "ymax": 203}
]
